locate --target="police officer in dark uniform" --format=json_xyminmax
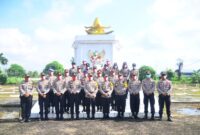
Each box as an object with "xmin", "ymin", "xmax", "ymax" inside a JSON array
[
  {"xmin": 19, "ymin": 74, "xmax": 33, "ymax": 122},
  {"xmin": 157, "ymin": 71, "xmax": 173, "ymax": 121}
]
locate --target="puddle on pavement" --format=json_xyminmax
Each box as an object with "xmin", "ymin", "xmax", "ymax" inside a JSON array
[{"xmin": 177, "ymin": 108, "xmax": 200, "ymax": 116}]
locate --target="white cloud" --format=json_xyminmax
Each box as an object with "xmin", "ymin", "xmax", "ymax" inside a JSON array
[
  {"xmin": 131, "ymin": 0, "xmax": 200, "ymax": 71},
  {"xmin": 0, "ymin": 28, "xmax": 37, "ymax": 55},
  {"xmin": 84, "ymin": 0, "xmax": 112, "ymax": 13},
  {"xmin": 30, "ymin": 0, "xmax": 74, "ymax": 26}
]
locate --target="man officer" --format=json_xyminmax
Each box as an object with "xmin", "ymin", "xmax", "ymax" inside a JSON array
[
  {"xmin": 100, "ymin": 75, "xmax": 113, "ymax": 119},
  {"xmin": 128, "ymin": 71, "xmax": 141, "ymax": 119},
  {"xmin": 37, "ymin": 73, "xmax": 50, "ymax": 120},
  {"xmin": 53, "ymin": 73, "xmax": 66, "ymax": 120},
  {"xmin": 114, "ymin": 73, "xmax": 128, "ymax": 118},
  {"xmin": 47, "ymin": 68, "xmax": 56, "ymax": 113},
  {"xmin": 142, "ymin": 71, "xmax": 156, "ymax": 120},
  {"xmin": 19, "ymin": 74, "xmax": 33, "ymax": 122},
  {"xmin": 68, "ymin": 73, "xmax": 82, "ymax": 119},
  {"xmin": 157, "ymin": 71, "xmax": 173, "ymax": 121},
  {"xmin": 63, "ymin": 69, "xmax": 71, "ymax": 113},
  {"xmin": 84, "ymin": 74, "xmax": 98, "ymax": 119}
]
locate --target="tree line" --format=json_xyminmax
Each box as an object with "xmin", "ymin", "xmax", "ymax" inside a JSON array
[{"xmin": 0, "ymin": 52, "xmax": 200, "ymax": 85}]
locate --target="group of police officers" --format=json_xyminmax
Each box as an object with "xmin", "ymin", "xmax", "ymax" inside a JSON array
[{"xmin": 19, "ymin": 60, "xmax": 172, "ymax": 122}]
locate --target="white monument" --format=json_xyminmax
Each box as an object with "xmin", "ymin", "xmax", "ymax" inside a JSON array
[
  {"xmin": 73, "ymin": 35, "xmax": 120, "ymax": 67},
  {"xmin": 72, "ymin": 18, "xmax": 120, "ymax": 67}
]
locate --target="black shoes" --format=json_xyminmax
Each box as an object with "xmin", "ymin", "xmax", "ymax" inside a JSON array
[
  {"xmin": 25, "ymin": 119, "xmax": 31, "ymax": 122},
  {"xmin": 20, "ymin": 119, "xmax": 25, "ymax": 123},
  {"xmin": 151, "ymin": 115, "xmax": 155, "ymax": 120},
  {"xmin": 144, "ymin": 114, "xmax": 148, "ymax": 119},
  {"xmin": 167, "ymin": 117, "xmax": 172, "ymax": 122}
]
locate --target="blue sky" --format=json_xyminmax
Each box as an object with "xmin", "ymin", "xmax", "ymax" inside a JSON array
[{"xmin": 0, "ymin": 0, "xmax": 200, "ymax": 73}]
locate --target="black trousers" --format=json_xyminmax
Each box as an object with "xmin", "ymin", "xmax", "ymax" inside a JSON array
[
  {"xmin": 54, "ymin": 94, "xmax": 64, "ymax": 117},
  {"xmin": 64, "ymin": 91, "xmax": 70, "ymax": 111},
  {"xmin": 20, "ymin": 95, "xmax": 32, "ymax": 120},
  {"xmin": 70, "ymin": 93, "xmax": 80, "ymax": 115},
  {"xmin": 48, "ymin": 89, "xmax": 54, "ymax": 107},
  {"xmin": 96, "ymin": 91, "xmax": 102, "ymax": 111},
  {"xmin": 38, "ymin": 94, "xmax": 49, "ymax": 117},
  {"xmin": 111, "ymin": 90, "xmax": 116, "ymax": 109},
  {"xmin": 115, "ymin": 95, "xmax": 126, "ymax": 114},
  {"xmin": 85, "ymin": 97, "xmax": 96, "ymax": 115},
  {"xmin": 102, "ymin": 97, "xmax": 111, "ymax": 114},
  {"xmin": 159, "ymin": 94, "xmax": 171, "ymax": 117},
  {"xmin": 143, "ymin": 93, "xmax": 155, "ymax": 115},
  {"xmin": 130, "ymin": 93, "xmax": 140, "ymax": 115},
  {"xmin": 80, "ymin": 88, "xmax": 86, "ymax": 109}
]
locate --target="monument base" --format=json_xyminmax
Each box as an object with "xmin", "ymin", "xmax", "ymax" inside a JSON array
[{"xmin": 31, "ymin": 91, "xmax": 159, "ymax": 119}]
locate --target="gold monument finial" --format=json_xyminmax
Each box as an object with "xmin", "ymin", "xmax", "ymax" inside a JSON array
[{"xmin": 85, "ymin": 17, "xmax": 113, "ymax": 35}]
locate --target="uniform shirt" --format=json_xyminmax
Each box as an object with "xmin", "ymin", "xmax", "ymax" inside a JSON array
[
  {"xmin": 47, "ymin": 75, "xmax": 56, "ymax": 90},
  {"xmin": 157, "ymin": 79, "xmax": 172, "ymax": 95},
  {"xmin": 19, "ymin": 81, "xmax": 34, "ymax": 96},
  {"xmin": 63, "ymin": 76, "xmax": 72, "ymax": 90},
  {"xmin": 68, "ymin": 80, "xmax": 82, "ymax": 94},
  {"xmin": 128, "ymin": 79, "xmax": 141, "ymax": 94},
  {"xmin": 96, "ymin": 76, "xmax": 104, "ymax": 90},
  {"xmin": 84, "ymin": 80, "xmax": 98, "ymax": 98},
  {"xmin": 77, "ymin": 72, "xmax": 83, "ymax": 80},
  {"xmin": 93, "ymin": 72, "xmax": 98, "ymax": 81},
  {"xmin": 37, "ymin": 79, "xmax": 49, "ymax": 95},
  {"xmin": 80, "ymin": 77, "xmax": 88, "ymax": 88},
  {"xmin": 53, "ymin": 79, "xmax": 66, "ymax": 94},
  {"xmin": 120, "ymin": 68, "xmax": 130, "ymax": 80},
  {"xmin": 109, "ymin": 75, "xmax": 118, "ymax": 84},
  {"xmin": 69, "ymin": 67, "xmax": 77, "ymax": 77},
  {"xmin": 100, "ymin": 81, "xmax": 113, "ymax": 98},
  {"xmin": 102, "ymin": 69, "xmax": 110, "ymax": 77},
  {"xmin": 114, "ymin": 80, "xmax": 128, "ymax": 95},
  {"xmin": 142, "ymin": 78, "xmax": 155, "ymax": 94}
]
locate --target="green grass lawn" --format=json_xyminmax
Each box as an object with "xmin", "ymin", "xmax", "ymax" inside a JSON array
[{"xmin": 0, "ymin": 84, "xmax": 200, "ymax": 103}]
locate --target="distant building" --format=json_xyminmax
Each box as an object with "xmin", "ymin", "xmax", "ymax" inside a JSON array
[{"xmin": 181, "ymin": 69, "xmax": 194, "ymax": 77}]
